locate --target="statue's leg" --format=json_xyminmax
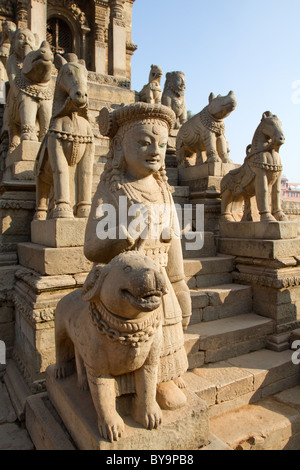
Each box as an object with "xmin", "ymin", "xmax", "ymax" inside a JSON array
[
  {"xmin": 76, "ymin": 142, "xmax": 94, "ymax": 218},
  {"xmin": 86, "ymin": 369, "xmax": 124, "ymax": 442},
  {"xmin": 75, "ymin": 349, "xmax": 89, "ymax": 392},
  {"xmin": 204, "ymin": 133, "xmax": 221, "ymax": 163},
  {"xmin": 217, "ymin": 135, "xmax": 232, "ymax": 163},
  {"xmin": 254, "ymin": 169, "xmax": 276, "ymax": 222},
  {"xmin": 221, "ymin": 189, "xmax": 235, "ymax": 222},
  {"xmin": 19, "ymin": 96, "xmax": 38, "ymax": 142},
  {"xmin": 34, "ymin": 175, "xmax": 50, "ymax": 220},
  {"xmin": 37, "ymin": 101, "xmax": 52, "ymax": 142},
  {"xmin": 47, "ymin": 136, "xmax": 73, "ymax": 218},
  {"xmin": 272, "ymin": 173, "xmax": 288, "ymax": 221},
  {"xmin": 132, "ymin": 329, "xmax": 162, "ymax": 430}
]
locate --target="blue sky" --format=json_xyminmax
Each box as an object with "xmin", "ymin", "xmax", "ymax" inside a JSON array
[{"xmin": 130, "ymin": 0, "xmax": 300, "ymax": 182}]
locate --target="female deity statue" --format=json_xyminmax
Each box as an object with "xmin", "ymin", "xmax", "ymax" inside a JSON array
[{"xmin": 84, "ymin": 102, "xmax": 192, "ymax": 410}]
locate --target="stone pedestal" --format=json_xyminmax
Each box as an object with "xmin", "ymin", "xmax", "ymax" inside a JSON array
[
  {"xmin": 45, "ymin": 365, "xmax": 209, "ymax": 451},
  {"xmin": 0, "ymin": 180, "xmax": 36, "ymax": 360},
  {"xmin": 179, "ymin": 162, "xmax": 239, "ymax": 235},
  {"xmin": 3, "ymin": 141, "xmax": 40, "ymax": 182},
  {"xmin": 218, "ymin": 221, "xmax": 300, "ymax": 350},
  {"xmin": 10, "ymin": 219, "xmax": 92, "ymax": 394}
]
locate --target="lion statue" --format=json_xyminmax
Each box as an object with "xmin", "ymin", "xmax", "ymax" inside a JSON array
[
  {"xmin": 54, "ymin": 251, "xmax": 168, "ymax": 442},
  {"xmin": 5, "ymin": 28, "xmax": 53, "ymax": 152},
  {"xmin": 176, "ymin": 91, "xmax": 237, "ymax": 167},
  {"xmin": 162, "ymin": 71, "xmax": 187, "ymax": 129},
  {"xmin": 139, "ymin": 65, "xmax": 163, "ymax": 104}
]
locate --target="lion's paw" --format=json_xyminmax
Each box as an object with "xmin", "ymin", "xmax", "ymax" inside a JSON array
[
  {"xmin": 133, "ymin": 402, "xmax": 162, "ymax": 431},
  {"xmin": 98, "ymin": 414, "xmax": 125, "ymax": 442}
]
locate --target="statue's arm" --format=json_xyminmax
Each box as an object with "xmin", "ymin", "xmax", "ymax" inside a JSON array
[
  {"xmin": 84, "ymin": 185, "xmax": 134, "ymax": 264},
  {"xmin": 166, "ymin": 236, "xmax": 191, "ymax": 330}
]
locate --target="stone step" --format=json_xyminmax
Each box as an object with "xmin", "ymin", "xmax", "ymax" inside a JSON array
[
  {"xmin": 183, "ymin": 349, "xmax": 300, "ymax": 420},
  {"xmin": 209, "ymin": 385, "xmax": 300, "ymax": 450},
  {"xmin": 184, "ymin": 255, "xmax": 235, "ymax": 289},
  {"xmin": 189, "ymin": 283, "xmax": 253, "ymax": 323},
  {"xmin": 185, "ymin": 313, "xmax": 274, "ymax": 368},
  {"xmin": 182, "ymin": 232, "xmax": 217, "ymax": 259}
]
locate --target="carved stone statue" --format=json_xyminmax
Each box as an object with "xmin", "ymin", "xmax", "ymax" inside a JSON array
[
  {"xmin": 83, "ymin": 102, "xmax": 191, "ymax": 429},
  {"xmin": 5, "ymin": 28, "xmax": 54, "ymax": 151},
  {"xmin": 221, "ymin": 111, "xmax": 287, "ymax": 223},
  {"xmin": 55, "ymin": 251, "xmax": 167, "ymax": 442},
  {"xmin": 176, "ymin": 91, "xmax": 237, "ymax": 167},
  {"xmin": 162, "ymin": 71, "xmax": 187, "ymax": 129},
  {"xmin": 34, "ymin": 53, "xmax": 94, "ymax": 220},
  {"xmin": 139, "ymin": 65, "xmax": 163, "ymax": 104},
  {"xmin": 0, "ymin": 21, "xmax": 16, "ymax": 81}
]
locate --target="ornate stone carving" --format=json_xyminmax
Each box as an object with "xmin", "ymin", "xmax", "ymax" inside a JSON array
[
  {"xmin": 139, "ymin": 65, "xmax": 163, "ymax": 105},
  {"xmin": 162, "ymin": 71, "xmax": 187, "ymax": 129},
  {"xmin": 84, "ymin": 102, "xmax": 191, "ymax": 422},
  {"xmin": 176, "ymin": 91, "xmax": 237, "ymax": 167},
  {"xmin": 221, "ymin": 112, "xmax": 287, "ymax": 223},
  {"xmin": 5, "ymin": 29, "xmax": 53, "ymax": 151},
  {"xmin": 0, "ymin": 0, "xmax": 14, "ymax": 18},
  {"xmin": 34, "ymin": 53, "xmax": 94, "ymax": 220},
  {"xmin": 54, "ymin": 251, "xmax": 168, "ymax": 441},
  {"xmin": 48, "ymin": 0, "xmax": 90, "ymax": 31}
]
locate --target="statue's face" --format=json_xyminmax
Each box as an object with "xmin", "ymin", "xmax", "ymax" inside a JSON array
[
  {"xmin": 14, "ymin": 29, "xmax": 36, "ymax": 59},
  {"xmin": 120, "ymin": 122, "xmax": 168, "ymax": 179}
]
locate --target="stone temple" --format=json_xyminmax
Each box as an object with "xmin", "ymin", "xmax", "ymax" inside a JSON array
[{"xmin": 0, "ymin": 0, "xmax": 300, "ymax": 452}]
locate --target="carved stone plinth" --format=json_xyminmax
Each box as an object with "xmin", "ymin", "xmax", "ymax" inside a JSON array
[
  {"xmin": 46, "ymin": 365, "xmax": 209, "ymax": 451},
  {"xmin": 4, "ymin": 141, "xmax": 41, "ymax": 181},
  {"xmin": 179, "ymin": 162, "xmax": 238, "ymax": 195},
  {"xmin": 31, "ymin": 219, "xmax": 88, "ymax": 248},
  {"xmin": 218, "ymin": 223, "xmax": 300, "ymax": 348},
  {"xmin": 11, "ymin": 267, "xmax": 89, "ymax": 394},
  {"xmin": 219, "ymin": 221, "xmax": 299, "ymax": 240},
  {"xmin": 18, "ymin": 243, "xmax": 92, "ymax": 276}
]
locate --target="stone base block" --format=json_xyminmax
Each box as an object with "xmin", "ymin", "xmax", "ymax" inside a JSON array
[
  {"xmin": 179, "ymin": 163, "xmax": 239, "ymax": 196},
  {"xmin": 218, "ymin": 237, "xmax": 300, "ymax": 259},
  {"xmin": 18, "ymin": 242, "xmax": 92, "ymax": 275},
  {"xmin": 31, "ymin": 219, "xmax": 88, "ymax": 248},
  {"xmin": 219, "ymin": 221, "xmax": 299, "ymax": 240},
  {"xmin": 46, "ymin": 365, "xmax": 209, "ymax": 451},
  {"xmin": 6, "ymin": 141, "xmax": 41, "ymax": 166},
  {"xmin": 4, "ymin": 161, "xmax": 35, "ymax": 181}
]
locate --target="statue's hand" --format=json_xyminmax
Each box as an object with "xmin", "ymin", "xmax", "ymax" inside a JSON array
[{"xmin": 172, "ymin": 279, "xmax": 191, "ymax": 330}]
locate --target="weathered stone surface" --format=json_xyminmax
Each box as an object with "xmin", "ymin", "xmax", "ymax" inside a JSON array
[
  {"xmin": 18, "ymin": 243, "xmax": 92, "ymax": 275},
  {"xmin": 220, "ymin": 221, "xmax": 298, "ymax": 240},
  {"xmin": 210, "ymin": 394, "xmax": 300, "ymax": 450},
  {"xmin": 0, "ymin": 382, "xmax": 17, "ymax": 424},
  {"xmin": 25, "ymin": 394, "xmax": 76, "ymax": 450},
  {"xmin": 0, "ymin": 423, "xmax": 34, "ymax": 450},
  {"xmin": 218, "ymin": 237, "xmax": 300, "ymax": 259},
  {"xmin": 46, "ymin": 365, "xmax": 209, "ymax": 451},
  {"xmin": 192, "ymin": 361, "xmax": 253, "ymax": 405},
  {"xmin": 5, "ymin": 141, "xmax": 41, "ymax": 166},
  {"xmin": 31, "ymin": 219, "xmax": 88, "ymax": 248}
]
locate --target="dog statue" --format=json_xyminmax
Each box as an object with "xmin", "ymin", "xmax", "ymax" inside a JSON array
[
  {"xmin": 139, "ymin": 65, "xmax": 163, "ymax": 104},
  {"xmin": 54, "ymin": 251, "xmax": 168, "ymax": 442}
]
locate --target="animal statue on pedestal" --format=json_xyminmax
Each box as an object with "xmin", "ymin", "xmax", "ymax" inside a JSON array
[
  {"xmin": 5, "ymin": 28, "xmax": 53, "ymax": 152},
  {"xmin": 54, "ymin": 251, "xmax": 167, "ymax": 442},
  {"xmin": 139, "ymin": 65, "xmax": 163, "ymax": 104},
  {"xmin": 34, "ymin": 53, "xmax": 94, "ymax": 220},
  {"xmin": 221, "ymin": 111, "xmax": 287, "ymax": 222},
  {"xmin": 176, "ymin": 91, "xmax": 237, "ymax": 167},
  {"xmin": 162, "ymin": 71, "xmax": 187, "ymax": 129}
]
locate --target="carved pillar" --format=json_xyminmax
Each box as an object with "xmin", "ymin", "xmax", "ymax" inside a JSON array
[
  {"xmin": 28, "ymin": 0, "xmax": 47, "ymax": 42},
  {"xmin": 109, "ymin": 0, "xmax": 127, "ymax": 77},
  {"xmin": 94, "ymin": 0, "xmax": 108, "ymax": 74}
]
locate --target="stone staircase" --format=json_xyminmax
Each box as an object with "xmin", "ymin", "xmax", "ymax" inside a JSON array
[{"xmin": 165, "ymin": 156, "xmax": 300, "ymax": 451}]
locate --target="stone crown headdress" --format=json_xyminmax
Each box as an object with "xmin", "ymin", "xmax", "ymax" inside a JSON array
[{"xmin": 99, "ymin": 102, "xmax": 176, "ymax": 138}]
